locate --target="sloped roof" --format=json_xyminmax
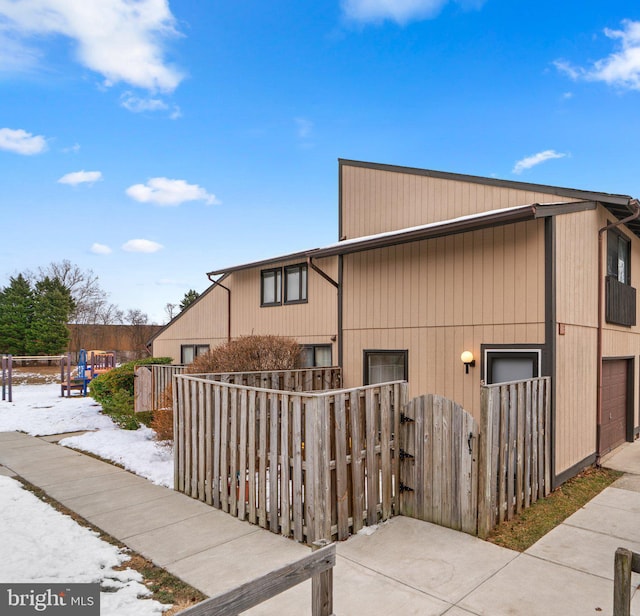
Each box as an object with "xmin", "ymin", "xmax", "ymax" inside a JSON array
[{"xmin": 206, "ymin": 200, "xmax": 597, "ymax": 276}]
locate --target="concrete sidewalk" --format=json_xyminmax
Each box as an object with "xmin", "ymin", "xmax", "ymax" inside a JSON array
[{"xmin": 1, "ymin": 430, "xmax": 640, "ymax": 615}]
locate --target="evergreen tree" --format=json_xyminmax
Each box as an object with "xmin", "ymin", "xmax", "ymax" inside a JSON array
[
  {"xmin": 26, "ymin": 277, "xmax": 75, "ymax": 355},
  {"xmin": 180, "ymin": 289, "xmax": 200, "ymax": 311},
  {"xmin": 0, "ymin": 274, "xmax": 34, "ymax": 355}
]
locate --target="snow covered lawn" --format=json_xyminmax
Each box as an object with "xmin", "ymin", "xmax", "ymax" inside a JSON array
[
  {"xmin": 0, "ymin": 383, "xmax": 178, "ymax": 614},
  {"xmin": 0, "ymin": 383, "xmax": 173, "ymax": 487},
  {"xmin": 0, "ymin": 475, "xmax": 168, "ymax": 615}
]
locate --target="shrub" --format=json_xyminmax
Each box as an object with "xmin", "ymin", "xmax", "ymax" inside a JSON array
[
  {"xmin": 186, "ymin": 335, "xmax": 301, "ymax": 374},
  {"xmin": 151, "ymin": 408, "xmax": 174, "ymax": 441},
  {"xmin": 155, "ymin": 336, "xmax": 301, "ymax": 442},
  {"xmin": 90, "ymin": 356, "xmax": 172, "ymax": 429}
]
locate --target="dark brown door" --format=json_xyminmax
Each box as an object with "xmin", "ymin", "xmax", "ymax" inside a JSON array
[{"xmin": 600, "ymin": 359, "xmax": 630, "ymax": 454}]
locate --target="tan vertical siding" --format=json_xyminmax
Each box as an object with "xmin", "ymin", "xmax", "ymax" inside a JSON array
[
  {"xmin": 152, "ymin": 256, "xmax": 338, "ymax": 364},
  {"xmin": 340, "ymin": 164, "xmax": 580, "ymax": 239},
  {"xmin": 555, "ymin": 206, "xmax": 640, "ymax": 476},
  {"xmin": 229, "ymin": 256, "xmax": 337, "ymax": 343},
  {"xmin": 342, "ymin": 219, "xmax": 546, "ymax": 417},
  {"xmin": 152, "ymin": 285, "xmax": 230, "ymax": 362}
]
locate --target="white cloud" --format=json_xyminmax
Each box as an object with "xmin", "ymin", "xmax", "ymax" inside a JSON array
[
  {"xmin": 512, "ymin": 150, "xmax": 567, "ymax": 175},
  {"xmin": 90, "ymin": 243, "xmax": 112, "ymax": 255},
  {"xmin": 554, "ymin": 60, "xmax": 580, "ymax": 81},
  {"xmin": 0, "ymin": 127, "xmax": 47, "ymax": 155},
  {"xmin": 295, "ymin": 117, "xmax": 313, "ymax": 139},
  {"xmin": 120, "ymin": 93, "xmax": 167, "ymax": 112},
  {"xmin": 126, "ymin": 177, "xmax": 219, "ymax": 206},
  {"xmin": 58, "ymin": 170, "xmax": 102, "ymax": 186},
  {"xmin": 0, "ymin": 0, "xmax": 183, "ymax": 92},
  {"xmin": 555, "ymin": 20, "xmax": 640, "ymax": 91},
  {"xmin": 341, "ymin": 0, "xmax": 483, "ymax": 24},
  {"xmin": 120, "ymin": 92, "xmax": 181, "ymax": 118},
  {"xmin": 62, "ymin": 143, "xmax": 81, "ymax": 154},
  {"xmin": 122, "ymin": 239, "xmax": 163, "ymax": 253}
]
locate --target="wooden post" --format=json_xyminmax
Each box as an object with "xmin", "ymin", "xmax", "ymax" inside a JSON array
[
  {"xmin": 311, "ymin": 539, "xmax": 334, "ymax": 616},
  {"xmin": 477, "ymin": 385, "xmax": 493, "ymax": 539},
  {"xmin": 614, "ymin": 547, "xmax": 633, "ymax": 616}
]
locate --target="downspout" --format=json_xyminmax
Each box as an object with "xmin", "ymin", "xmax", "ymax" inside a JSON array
[
  {"xmin": 307, "ymin": 256, "xmax": 341, "ymax": 370},
  {"xmin": 596, "ymin": 199, "xmax": 640, "ymax": 462},
  {"xmin": 206, "ymin": 274, "xmax": 232, "ymax": 343}
]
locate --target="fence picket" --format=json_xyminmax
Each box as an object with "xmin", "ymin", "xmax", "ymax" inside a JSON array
[
  {"xmin": 220, "ymin": 387, "xmax": 229, "ymax": 513},
  {"xmin": 349, "ymin": 390, "xmax": 364, "ymax": 534},
  {"xmin": 365, "ymin": 388, "xmax": 378, "ymax": 527},
  {"xmin": 269, "ymin": 393, "xmax": 279, "ymax": 533},
  {"xmin": 334, "ymin": 393, "xmax": 349, "ymax": 540},
  {"xmin": 248, "ymin": 390, "xmax": 257, "ymax": 524},
  {"xmin": 292, "ymin": 396, "xmax": 303, "ymax": 542},
  {"xmin": 380, "ymin": 386, "xmax": 392, "ymax": 521},
  {"xmin": 280, "ymin": 394, "xmax": 291, "ymax": 537},
  {"xmin": 258, "ymin": 391, "xmax": 268, "ymax": 528},
  {"xmin": 238, "ymin": 389, "xmax": 248, "ymax": 521},
  {"xmin": 198, "ymin": 381, "xmax": 206, "ymax": 501}
]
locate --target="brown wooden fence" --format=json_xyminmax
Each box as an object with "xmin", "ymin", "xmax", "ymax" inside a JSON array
[
  {"xmin": 173, "ymin": 374, "xmax": 407, "ymax": 544},
  {"xmin": 477, "ymin": 376, "xmax": 552, "ymax": 537},
  {"xmin": 134, "ymin": 364, "xmax": 186, "ymax": 413},
  {"xmin": 173, "ymin": 373, "xmax": 551, "ymax": 542},
  {"xmin": 135, "ymin": 365, "xmax": 341, "ymax": 413}
]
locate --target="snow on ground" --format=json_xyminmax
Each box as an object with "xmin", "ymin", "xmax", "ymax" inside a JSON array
[
  {"xmin": 60, "ymin": 428, "xmax": 173, "ymax": 488},
  {"xmin": 0, "ymin": 383, "xmax": 114, "ymax": 435},
  {"xmin": 0, "ymin": 475, "xmax": 168, "ymax": 615},
  {"xmin": 0, "ymin": 383, "xmax": 174, "ymax": 487}
]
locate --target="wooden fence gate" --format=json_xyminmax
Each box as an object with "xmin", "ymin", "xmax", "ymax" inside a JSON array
[
  {"xmin": 134, "ymin": 365, "xmax": 153, "ymax": 413},
  {"xmin": 399, "ymin": 394, "xmax": 479, "ymax": 535}
]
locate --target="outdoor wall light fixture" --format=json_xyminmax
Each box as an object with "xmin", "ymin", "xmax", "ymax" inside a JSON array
[{"xmin": 461, "ymin": 351, "xmax": 475, "ymax": 374}]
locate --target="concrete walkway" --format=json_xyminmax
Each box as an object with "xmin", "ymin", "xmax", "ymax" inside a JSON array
[{"xmin": 1, "ymin": 430, "xmax": 640, "ymax": 615}]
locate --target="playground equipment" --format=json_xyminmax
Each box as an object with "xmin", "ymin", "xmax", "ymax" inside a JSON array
[
  {"xmin": 60, "ymin": 350, "xmax": 116, "ymax": 397},
  {"xmin": 1, "ymin": 355, "xmax": 13, "ymax": 402},
  {"xmin": 2, "ymin": 355, "xmax": 67, "ymax": 402}
]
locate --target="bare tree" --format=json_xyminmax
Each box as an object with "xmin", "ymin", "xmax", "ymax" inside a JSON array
[
  {"xmin": 125, "ymin": 308, "xmax": 148, "ymax": 326},
  {"xmin": 34, "ymin": 260, "xmax": 123, "ymax": 324},
  {"xmin": 164, "ymin": 303, "xmax": 178, "ymax": 322}
]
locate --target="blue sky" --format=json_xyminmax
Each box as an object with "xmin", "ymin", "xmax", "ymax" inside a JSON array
[{"xmin": 1, "ymin": 0, "xmax": 640, "ymax": 324}]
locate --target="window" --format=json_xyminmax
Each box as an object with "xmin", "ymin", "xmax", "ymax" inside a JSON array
[
  {"xmin": 484, "ymin": 349, "xmax": 540, "ymax": 385},
  {"xmin": 181, "ymin": 344, "xmax": 210, "ymax": 364},
  {"xmin": 364, "ymin": 350, "xmax": 408, "ymax": 385},
  {"xmin": 261, "ymin": 268, "xmax": 282, "ymax": 306},
  {"xmin": 608, "ymin": 229, "xmax": 631, "ymax": 285},
  {"xmin": 606, "ymin": 228, "xmax": 636, "ymax": 326},
  {"xmin": 284, "ymin": 264, "xmax": 308, "ymax": 303},
  {"xmin": 301, "ymin": 344, "xmax": 332, "ymax": 367},
  {"xmin": 261, "ymin": 264, "xmax": 308, "ymax": 306}
]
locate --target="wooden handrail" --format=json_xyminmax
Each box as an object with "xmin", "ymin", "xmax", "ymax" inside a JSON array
[{"xmin": 174, "ymin": 543, "xmax": 335, "ymax": 616}]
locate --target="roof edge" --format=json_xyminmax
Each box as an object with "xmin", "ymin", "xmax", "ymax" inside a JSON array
[{"xmin": 146, "ymin": 273, "xmax": 230, "ymax": 348}]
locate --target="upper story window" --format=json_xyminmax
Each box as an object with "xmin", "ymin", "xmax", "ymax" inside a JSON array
[
  {"xmin": 608, "ymin": 228, "xmax": 631, "ymax": 285},
  {"xmin": 285, "ymin": 264, "xmax": 308, "ymax": 303},
  {"xmin": 261, "ymin": 264, "xmax": 307, "ymax": 306},
  {"xmin": 261, "ymin": 268, "xmax": 282, "ymax": 306},
  {"xmin": 606, "ymin": 227, "xmax": 636, "ymax": 327}
]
